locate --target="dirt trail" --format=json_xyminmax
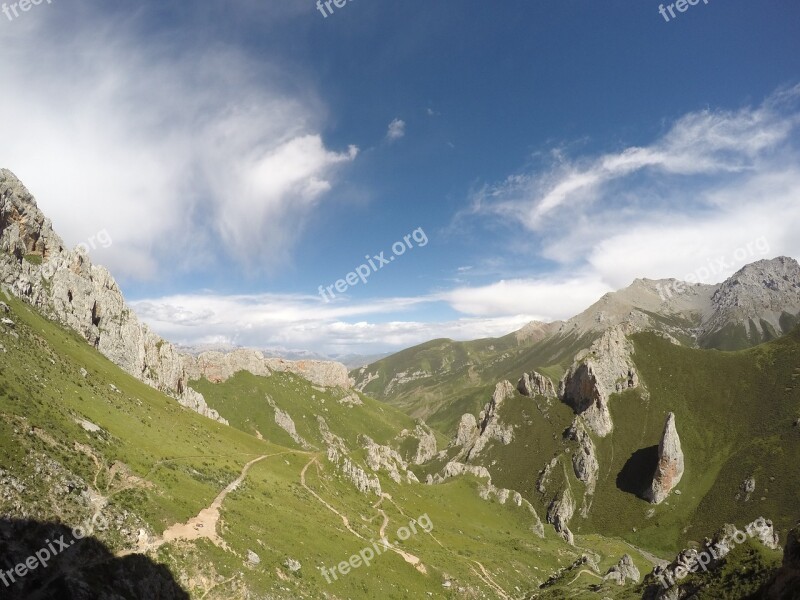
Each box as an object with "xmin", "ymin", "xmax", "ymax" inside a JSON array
[
  {"xmin": 126, "ymin": 452, "xmax": 294, "ymax": 555},
  {"xmin": 470, "ymin": 560, "xmax": 511, "ymax": 599},
  {"xmin": 383, "ymin": 493, "xmax": 510, "ymax": 591},
  {"xmin": 300, "ymin": 456, "xmax": 365, "ymax": 540},
  {"xmin": 300, "ymin": 459, "xmax": 427, "ymax": 574},
  {"xmin": 566, "ymin": 569, "xmax": 604, "ymax": 586},
  {"xmin": 370, "ymin": 495, "xmax": 391, "ymax": 539}
]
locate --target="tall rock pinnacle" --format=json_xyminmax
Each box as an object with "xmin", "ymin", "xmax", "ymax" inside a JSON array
[{"xmin": 644, "ymin": 412, "xmax": 685, "ymax": 504}]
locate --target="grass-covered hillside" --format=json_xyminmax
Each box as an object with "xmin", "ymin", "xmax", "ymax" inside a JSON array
[
  {"xmin": 0, "ymin": 290, "xmax": 661, "ymax": 599},
  {"xmin": 351, "ymin": 328, "xmax": 595, "ymax": 435},
  {"xmin": 458, "ymin": 327, "xmax": 800, "ymax": 562}
]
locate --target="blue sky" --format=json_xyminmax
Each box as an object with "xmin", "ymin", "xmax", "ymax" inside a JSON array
[{"xmin": 1, "ymin": 0, "xmax": 799, "ymax": 355}]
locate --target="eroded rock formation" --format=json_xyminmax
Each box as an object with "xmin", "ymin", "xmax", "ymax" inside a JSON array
[
  {"xmin": 547, "ymin": 487, "xmax": 575, "ymax": 545},
  {"xmin": 468, "ymin": 380, "xmax": 516, "ymax": 457},
  {"xmin": 565, "ymin": 419, "xmax": 599, "ymax": 516},
  {"xmin": 0, "ymin": 169, "xmax": 350, "ymax": 426},
  {"xmin": 644, "ymin": 413, "xmax": 685, "ymax": 504},
  {"xmin": 518, "ymin": 371, "xmax": 556, "ymax": 399},
  {"xmin": 559, "ymin": 325, "xmax": 640, "ymax": 437}
]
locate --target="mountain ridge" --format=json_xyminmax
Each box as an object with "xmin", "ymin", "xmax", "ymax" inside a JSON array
[{"xmin": 0, "ymin": 168, "xmax": 352, "ymax": 424}]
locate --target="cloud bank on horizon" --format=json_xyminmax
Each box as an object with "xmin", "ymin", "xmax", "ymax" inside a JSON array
[{"xmin": 1, "ymin": 0, "xmax": 798, "ymax": 355}]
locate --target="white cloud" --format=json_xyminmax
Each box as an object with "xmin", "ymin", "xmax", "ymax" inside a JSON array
[
  {"xmin": 466, "ymin": 85, "xmax": 800, "ymax": 288},
  {"xmin": 135, "ymin": 86, "xmax": 800, "ymax": 355},
  {"xmin": 386, "ymin": 118, "xmax": 406, "ymax": 142},
  {"xmin": 132, "ymin": 292, "xmax": 536, "ymax": 355},
  {"xmin": 0, "ymin": 4, "xmax": 356, "ymax": 279},
  {"xmin": 438, "ymin": 276, "xmax": 612, "ymax": 319},
  {"xmin": 473, "ymin": 84, "xmax": 800, "ymax": 231}
]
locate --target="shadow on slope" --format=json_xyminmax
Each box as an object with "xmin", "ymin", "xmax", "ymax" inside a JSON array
[
  {"xmin": 0, "ymin": 518, "xmax": 188, "ymax": 600},
  {"xmin": 616, "ymin": 445, "xmax": 658, "ymax": 498}
]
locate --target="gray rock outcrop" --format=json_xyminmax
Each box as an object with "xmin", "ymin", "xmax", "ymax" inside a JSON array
[
  {"xmin": 566, "ymin": 419, "xmax": 599, "ymax": 495},
  {"xmin": 468, "ymin": 380, "xmax": 516, "ymax": 457},
  {"xmin": 327, "ymin": 445, "xmax": 382, "ymax": 496},
  {"xmin": 644, "ymin": 517, "xmax": 780, "ymax": 599},
  {"xmin": 0, "ymin": 169, "xmax": 227, "ymax": 424},
  {"xmin": 518, "ymin": 371, "xmax": 556, "ymax": 399},
  {"xmin": 453, "ymin": 413, "xmax": 478, "ymax": 448},
  {"xmin": 565, "ymin": 419, "xmax": 599, "ymax": 516},
  {"xmin": 266, "ymin": 396, "xmax": 314, "ymax": 450},
  {"xmin": 705, "ymin": 257, "xmax": 800, "ymax": 343},
  {"xmin": 183, "ymin": 350, "xmax": 351, "ymax": 389},
  {"xmin": 559, "ymin": 326, "xmax": 640, "ymax": 437},
  {"xmin": 644, "ymin": 413, "xmax": 685, "ymax": 504},
  {"xmin": 479, "ymin": 484, "xmax": 545, "ymax": 538},
  {"xmin": 537, "ymin": 457, "xmax": 560, "ymax": 495},
  {"xmin": 546, "ymin": 487, "xmax": 575, "ymax": 545},
  {"xmin": 644, "ymin": 413, "xmax": 684, "ymax": 504},
  {"xmin": 0, "ymin": 169, "xmax": 351, "ymax": 426},
  {"xmin": 398, "ymin": 424, "xmax": 437, "ymax": 464},
  {"xmin": 604, "ymin": 554, "xmax": 640, "ymax": 585},
  {"xmin": 361, "ymin": 435, "xmax": 410, "ymax": 483},
  {"xmin": 430, "ymin": 461, "xmax": 491, "ymax": 484}
]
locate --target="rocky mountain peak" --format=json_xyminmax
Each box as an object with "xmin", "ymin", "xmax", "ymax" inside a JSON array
[
  {"xmin": 0, "ymin": 169, "xmax": 65, "ymax": 262},
  {"xmin": 707, "ymin": 256, "xmax": 800, "ymax": 333}
]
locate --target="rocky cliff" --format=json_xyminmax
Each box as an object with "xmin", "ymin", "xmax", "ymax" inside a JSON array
[
  {"xmin": 702, "ymin": 256, "xmax": 800, "ymax": 344},
  {"xmin": 517, "ymin": 370, "xmax": 556, "ymax": 399},
  {"xmin": 559, "ymin": 325, "xmax": 641, "ymax": 436},
  {"xmin": 0, "ymin": 169, "xmax": 350, "ymax": 425},
  {"xmin": 0, "ymin": 170, "xmax": 228, "ymax": 423},
  {"xmin": 182, "ymin": 349, "xmax": 351, "ymax": 389},
  {"xmin": 466, "ymin": 380, "xmax": 515, "ymax": 458}
]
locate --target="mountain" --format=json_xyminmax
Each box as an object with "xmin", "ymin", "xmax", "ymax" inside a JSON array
[
  {"xmin": 0, "ymin": 169, "xmax": 648, "ymax": 599},
  {"xmin": 352, "ymin": 258, "xmax": 800, "ymax": 432},
  {"xmin": 2, "ymin": 167, "xmax": 799, "ymax": 599},
  {"xmin": 348, "ymin": 254, "xmax": 800, "ymax": 599},
  {"xmin": 0, "ymin": 169, "xmax": 350, "ymax": 422},
  {"xmin": 178, "ymin": 344, "xmax": 389, "ymax": 369}
]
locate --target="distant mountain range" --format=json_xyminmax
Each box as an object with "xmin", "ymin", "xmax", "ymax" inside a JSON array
[
  {"xmin": 178, "ymin": 342, "xmax": 389, "ymax": 369},
  {"xmin": 352, "ymin": 256, "xmax": 800, "ymax": 431}
]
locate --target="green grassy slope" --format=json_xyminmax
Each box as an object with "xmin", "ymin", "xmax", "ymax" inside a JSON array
[
  {"xmin": 352, "ymin": 330, "xmax": 595, "ymax": 436},
  {"xmin": 191, "ymin": 370, "xmax": 424, "ymax": 451},
  {"xmin": 460, "ymin": 328, "xmax": 800, "ymax": 565},
  {"xmin": 586, "ymin": 330, "xmax": 800, "ymax": 554},
  {"xmin": 2, "ymin": 291, "xmax": 655, "ymax": 599}
]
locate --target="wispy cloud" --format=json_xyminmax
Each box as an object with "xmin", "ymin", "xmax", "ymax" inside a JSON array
[
  {"xmin": 0, "ymin": 2, "xmax": 356, "ymax": 279},
  {"xmin": 137, "ymin": 85, "xmax": 800, "ymax": 353},
  {"xmin": 386, "ymin": 118, "xmax": 406, "ymax": 142},
  {"xmin": 132, "ymin": 292, "xmax": 535, "ymax": 355},
  {"xmin": 460, "ymin": 84, "xmax": 800, "ymax": 290},
  {"xmin": 471, "ymin": 85, "xmax": 800, "ymax": 231}
]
